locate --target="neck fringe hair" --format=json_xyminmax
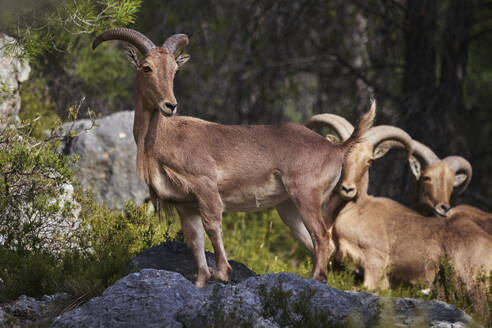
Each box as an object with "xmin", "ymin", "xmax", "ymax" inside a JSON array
[{"xmin": 149, "ymin": 187, "xmax": 176, "ymax": 222}]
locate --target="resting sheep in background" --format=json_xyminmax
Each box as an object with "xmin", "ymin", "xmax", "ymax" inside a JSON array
[
  {"xmin": 407, "ymin": 139, "xmax": 492, "ymax": 290},
  {"xmin": 407, "ymin": 141, "xmax": 472, "ymax": 218},
  {"xmin": 304, "ymin": 114, "xmax": 491, "ymax": 290},
  {"xmin": 305, "ymin": 113, "xmax": 446, "ymax": 289},
  {"xmin": 92, "ymin": 28, "xmax": 376, "ymax": 287}
]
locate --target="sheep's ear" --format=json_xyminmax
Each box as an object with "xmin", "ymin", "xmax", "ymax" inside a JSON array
[
  {"xmin": 374, "ymin": 140, "xmax": 406, "ymax": 160},
  {"xmin": 408, "ymin": 155, "xmax": 421, "ymax": 179},
  {"xmin": 373, "ymin": 142, "xmax": 392, "ymax": 160},
  {"xmin": 124, "ymin": 46, "xmax": 140, "ymax": 68},
  {"xmin": 454, "ymin": 173, "xmax": 467, "ymax": 187},
  {"xmin": 176, "ymin": 53, "xmax": 190, "ymax": 68},
  {"xmin": 325, "ymin": 134, "xmax": 341, "ymax": 144}
]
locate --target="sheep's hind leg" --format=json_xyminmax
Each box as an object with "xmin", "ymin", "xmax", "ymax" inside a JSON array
[
  {"xmin": 176, "ymin": 205, "xmax": 211, "ymax": 287},
  {"xmin": 286, "ymin": 189, "xmax": 331, "ymax": 282},
  {"xmin": 276, "ymin": 199, "xmax": 314, "ymax": 253}
]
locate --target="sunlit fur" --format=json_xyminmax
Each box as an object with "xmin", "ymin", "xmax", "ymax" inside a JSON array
[
  {"xmin": 413, "ymin": 162, "xmax": 456, "ymax": 217},
  {"xmin": 94, "ymin": 30, "xmax": 377, "ymax": 287},
  {"xmin": 325, "ymin": 127, "xmax": 444, "ymax": 289},
  {"xmin": 408, "ymin": 141, "xmax": 492, "ymax": 290},
  {"xmin": 305, "ymin": 117, "xmax": 490, "ymax": 291}
]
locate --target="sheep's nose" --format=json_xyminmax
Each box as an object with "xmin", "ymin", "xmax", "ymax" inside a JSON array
[
  {"xmin": 165, "ymin": 102, "xmax": 177, "ymax": 111},
  {"xmin": 434, "ymin": 203, "xmax": 450, "ymax": 217},
  {"xmin": 340, "ymin": 184, "xmax": 357, "ymax": 199},
  {"xmin": 159, "ymin": 101, "xmax": 178, "ymax": 116},
  {"xmin": 342, "ymin": 185, "xmax": 354, "ymax": 193},
  {"xmin": 438, "ymin": 203, "xmax": 450, "ymax": 214}
]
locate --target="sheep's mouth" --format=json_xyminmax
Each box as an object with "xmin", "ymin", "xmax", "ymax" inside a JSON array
[
  {"xmin": 158, "ymin": 106, "xmax": 176, "ymax": 117},
  {"xmin": 433, "ymin": 208, "xmax": 448, "ymax": 218}
]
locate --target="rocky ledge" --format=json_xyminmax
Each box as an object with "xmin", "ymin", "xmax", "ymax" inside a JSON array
[
  {"xmin": 1, "ymin": 242, "xmax": 477, "ymax": 327},
  {"xmin": 54, "ymin": 242, "xmax": 474, "ymax": 328},
  {"xmin": 51, "ymin": 269, "xmax": 472, "ymax": 328}
]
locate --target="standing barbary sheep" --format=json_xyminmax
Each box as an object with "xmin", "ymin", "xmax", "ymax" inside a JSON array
[{"xmin": 92, "ymin": 28, "xmax": 376, "ymax": 287}]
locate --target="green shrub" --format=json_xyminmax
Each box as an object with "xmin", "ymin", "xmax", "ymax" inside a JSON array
[
  {"xmin": 0, "ymin": 118, "xmax": 77, "ymax": 253},
  {"xmin": 19, "ymin": 76, "xmax": 61, "ymax": 138},
  {"xmin": 433, "ymin": 257, "xmax": 492, "ymax": 326},
  {"xmin": 0, "ymin": 195, "xmax": 177, "ymax": 302},
  {"xmin": 0, "ymin": 116, "xmax": 176, "ymax": 302}
]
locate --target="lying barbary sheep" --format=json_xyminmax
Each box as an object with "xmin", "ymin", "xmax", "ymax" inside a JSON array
[{"xmin": 306, "ymin": 113, "xmax": 491, "ymax": 291}]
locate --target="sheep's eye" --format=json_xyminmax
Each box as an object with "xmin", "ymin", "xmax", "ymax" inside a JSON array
[
  {"xmin": 422, "ymin": 176, "xmax": 431, "ymax": 181},
  {"xmin": 143, "ymin": 66, "xmax": 152, "ymax": 72}
]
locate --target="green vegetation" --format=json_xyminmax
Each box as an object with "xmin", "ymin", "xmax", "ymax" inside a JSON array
[
  {"xmin": 1, "ymin": 0, "xmax": 491, "ymax": 326},
  {"xmin": 0, "ymin": 116, "xmax": 177, "ymax": 303}
]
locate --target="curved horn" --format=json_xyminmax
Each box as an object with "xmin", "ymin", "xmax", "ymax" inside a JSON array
[
  {"xmin": 365, "ymin": 126, "xmax": 413, "ymax": 153},
  {"xmin": 443, "ymin": 156, "xmax": 472, "ymax": 195},
  {"xmin": 410, "ymin": 139, "xmax": 440, "ymax": 167},
  {"xmin": 92, "ymin": 28, "xmax": 156, "ymax": 55},
  {"xmin": 163, "ymin": 34, "xmax": 189, "ymax": 55},
  {"xmin": 305, "ymin": 114, "xmax": 354, "ymax": 141}
]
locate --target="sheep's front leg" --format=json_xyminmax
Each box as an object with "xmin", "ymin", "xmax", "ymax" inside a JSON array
[
  {"xmin": 195, "ymin": 180, "xmax": 232, "ymax": 283},
  {"xmin": 176, "ymin": 204, "xmax": 211, "ymax": 287}
]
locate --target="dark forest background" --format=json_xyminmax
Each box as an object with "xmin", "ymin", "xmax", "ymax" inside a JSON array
[{"xmin": 2, "ymin": 0, "xmax": 491, "ymax": 210}]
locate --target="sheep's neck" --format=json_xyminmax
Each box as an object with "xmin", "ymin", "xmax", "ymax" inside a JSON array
[{"xmin": 134, "ymin": 96, "xmax": 152, "ymax": 183}]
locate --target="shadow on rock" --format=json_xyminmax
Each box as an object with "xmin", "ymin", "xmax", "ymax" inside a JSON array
[{"xmin": 128, "ymin": 241, "xmax": 257, "ymax": 284}]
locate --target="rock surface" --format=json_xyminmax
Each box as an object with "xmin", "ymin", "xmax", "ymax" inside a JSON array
[
  {"xmin": 53, "ymin": 270, "xmax": 202, "ymax": 328},
  {"xmin": 62, "ymin": 111, "xmax": 148, "ymax": 208},
  {"xmin": 128, "ymin": 241, "xmax": 257, "ymax": 284},
  {"xmin": 52, "ymin": 243, "xmax": 476, "ymax": 328},
  {"xmin": 0, "ymin": 293, "xmax": 71, "ymax": 327},
  {"xmin": 0, "ymin": 34, "xmax": 30, "ymax": 121},
  {"xmin": 52, "ymin": 269, "xmax": 474, "ymax": 328}
]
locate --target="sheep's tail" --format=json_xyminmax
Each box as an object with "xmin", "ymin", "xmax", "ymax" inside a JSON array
[{"xmin": 339, "ymin": 99, "xmax": 376, "ymax": 155}]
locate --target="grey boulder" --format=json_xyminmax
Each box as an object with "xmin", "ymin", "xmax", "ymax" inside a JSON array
[
  {"xmin": 53, "ymin": 269, "xmax": 475, "ymax": 328},
  {"xmin": 62, "ymin": 111, "xmax": 148, "ymax": 208},
  {"xmin": 53, "ymin": 269, "xmax": 204, "ymax": 328},
  {"xmin": 0, "ymin": 33, "xmax": 30, "ymax": 121},
  {"xmin": 179, "ymin": 273, "xmax": 473, "ymax": 328},
  {"xmin": 0, "ymin": 293, "xmax": 71, "ymax": 327}
]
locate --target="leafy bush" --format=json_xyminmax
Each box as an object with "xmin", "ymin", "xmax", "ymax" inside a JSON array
[
  {"xmin": 0, "ymin": 116, "xmax": 175, "ymax": 302},
  {"xmin": 433, "ymin": 257, "xmax": 492, "ymax": 326},
  {"xmin": 212, "ymin": 210, "xmax": 311, "ymax": 277},
  {"xmin": 0, "ymin": 195, "xmax": 176, "ymax": 302},
  {"xmin": 19, "ymin": 77, "xmax": 61, "ymax": 138},
  {"xmin": 0, "ymin": 119, "xmax": 78, "ymax": 253}
]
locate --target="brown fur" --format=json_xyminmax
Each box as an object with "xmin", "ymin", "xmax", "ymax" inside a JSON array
[
  {"xmin": 101, "ymin": 36, "xmax": 376, "ymax": 287},
  {"xmin": 319, "ymin": 124, "xmax": 491, "ymax": 290},
  {"xmin": 411, "ymin": 161, "xmax": 457, "ymax": 217},
  {"xmin": 407, "ymin": 144, "xmax": 492, "ymax": 288},
  {"xmin": 324, "ymin": 128, "xmax": 446, "ymax": 289}
]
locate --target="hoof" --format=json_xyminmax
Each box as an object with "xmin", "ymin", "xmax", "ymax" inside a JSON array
[
  {"xmin": 195, "ymin": 270, "xmax": 212, "ymax": 288},
  {"xmin": 213, "ymin": 269, "xmax": 230, "ymax": 283},
  {"xmin": 312, "ymin": 272, "xmax": 328, "ymax": 283},
  {"xmin": 213, "ymin": 263, "xmax": 232, "ymax": 283}
]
